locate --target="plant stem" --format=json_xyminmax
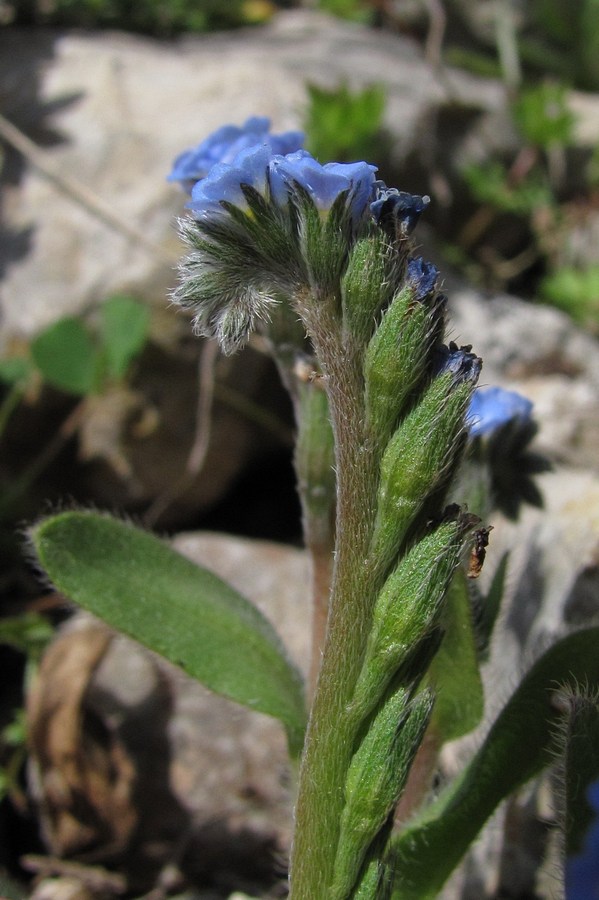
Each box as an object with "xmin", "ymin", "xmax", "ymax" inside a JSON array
[
  {"xmin": 306, "ymin": 536, "xmax": 335, "ymax": 703},
  {"xmin": 289, "ymin": 297, "xmax": 379, "ymax": 897}
]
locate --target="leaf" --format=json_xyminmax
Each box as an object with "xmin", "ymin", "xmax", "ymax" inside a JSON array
[
  {"xmin": 100, "ymin": 295, "xmax": 150, "ymax": 380},
  {"xmin": 512, "ymin": 82, "xmax": 575, "ymax": 148},
  {"xmin": 31, "ymin": 317, "xmax": 100, "ymax": 395},
  {"xmin": 30, "ymin": 511, "xmax": 307, "ymax": 756},
  {"xmin": 0, "ymin": 357, "xmax": 32, "ymax": 385},
  {"xmin": 388, "ymin": 628, "xmax": 599, "ymax": 899},
  {"xmin": 471, "ymin": 551, "xmax": 509, "ymax": 659},
  {"xmin": 426, "ymin": 569, "xmax": 484, "ymax": 742}
]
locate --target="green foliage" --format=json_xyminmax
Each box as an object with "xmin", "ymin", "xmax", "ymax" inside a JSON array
[
  {"xmin": 523, "ymin": 0, "xmax": 599, "ymax": 91},
  {"xmin": 6, "ymin": 0, "xmax": 255, "ymax": 35},
  {"xmin": 304, "ymin": 82, "xmax": 387, "ymax": 165},
  {"xmin": 0, "ymin": 613, "xmax": 54, "ymax": 803},
  {"xmin": 540, "ymin": 264, "xmax": 599, "ymax": 326},
  {"xmin": 100, "ymin": 294, "xmax": 151, "ymax": 380},
  {"xmin": 0, "ymin": 358, "xmax": 32, "ymax": 385},
  {"xmin": 462, "ymin": 160, "xmax": 553, "ymax": 216},
  {"xmin": 30, "ymin": 510, "xmax": 307, "ymax": 756},
  {"xmin": 31, "ymin": 316, "xmax": 100, "ymax": 395},
  {"xmin": 388, "ymin": 628, "xmax": 599, "ymax": 899},
  {"xmin": 29, "ymin": 295, "xmax": 150, "ymax": 396},
  {"xmin": 0, "ymin": 612, "xmax": 54, "ymax": 661},
  {"xmin": 312, "ymin": 0, "xmax": 372, "ymax": 24},
  {"xmin": 512, "ymin": 82, "xmax": 575, "ymax": 148},
  {"xmin": 332, "ymin": 688, "xmax": 433, "ymax": 899},
  {"xmin": 426, "ymin": 569, "xmax": 484, "ymax": 742}
]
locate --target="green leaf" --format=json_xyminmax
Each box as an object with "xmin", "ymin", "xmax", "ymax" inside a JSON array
[
  {"xmin": 100, "ymin": 295, "xmax": 150, "ymax": 380},
  {"xmin": 30, "ymin": 511, "xmax": 307, "ymax": 756},
  {"xmin": 426, "ymin": 569, "xmax": 484, "ymax": 742},
  {"xmin": 0, "ymin": 613, "xmax": 54, "ymax": 660},
  {"xmin": 471, "ymin": 551, "xmax": 509, "ymax": 660},
  {"xmin": 540, "ymin": 265, "xmax": 599, "ymax": 325},
  {"xmin": 512, "ymin": 82, "xmax": 575, "ymax": 148},
  {"xmin": 31, "ymin": 317, "xmax": 100, "ymax": 395},
  {"xmin": 388, "ymin": 628, "xmax": 599, "ymax": 899},
  {"xmin": 0, "ymin": 357, "xmax": 32, "ymax": 385}
]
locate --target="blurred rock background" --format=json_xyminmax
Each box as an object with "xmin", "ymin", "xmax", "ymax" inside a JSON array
[{"xmin": 2, "ymin": 2, "xmax": 599, "ymax": 898}]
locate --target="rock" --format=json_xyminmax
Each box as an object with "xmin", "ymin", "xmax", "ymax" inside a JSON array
[
  {"xmin": 449, "ymin": 286, "xmax": 599, "ymax": 473},
  {"xmin": 0, "ymin": 11, "xmax": 506, "ymax": 341}
]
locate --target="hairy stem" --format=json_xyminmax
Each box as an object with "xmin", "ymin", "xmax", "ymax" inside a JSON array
[{"xmin": 289, "ymin": 296, "xmax": 380, "ymax": 897}]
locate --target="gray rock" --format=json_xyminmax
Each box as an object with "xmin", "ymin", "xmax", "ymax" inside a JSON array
[
  {"xmin": 0, "ymin": 11, "xmax": 506, "ymax": 341},
  {"xmin": 449, "ymin": 286, "xmax": 599, "ymax": 473}
]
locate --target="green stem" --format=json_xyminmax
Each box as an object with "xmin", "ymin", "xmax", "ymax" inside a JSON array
[{"xmin": 289, "ymin": 297, "xmax": 379, "ymax": 898}]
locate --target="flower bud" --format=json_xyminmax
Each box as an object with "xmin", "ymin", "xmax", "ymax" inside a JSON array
[
  {"xmin": 341, "ymin": 232, "xmax": 397, "ymax": 342},
  {"xmin": 351, "ymin": 510, "xmax": 478, "ymax": 722},
  {"xmin": 369, "ymin": 346, "xmax": 481, "ymax": 577},
  {"xmin": 332, "ymin": 688, "xmax": 434, "ymax": 899},
  {"xmin": 364, "ymin": 265, "xmax": 445, "ymax": 446}
]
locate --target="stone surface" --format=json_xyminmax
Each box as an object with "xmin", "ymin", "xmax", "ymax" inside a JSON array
[
  {"xmin": 1, "ymin": 11, "xmax": 506, "ymax": 341},
  {"xmin": 449, "ymin": 286, "xmax": 599, "ymax": 473}
]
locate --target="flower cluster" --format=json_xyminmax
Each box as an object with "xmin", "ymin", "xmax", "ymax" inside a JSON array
[{"xmin": 169, "ymin": 118, "xmax": 435, "ymax": 354}]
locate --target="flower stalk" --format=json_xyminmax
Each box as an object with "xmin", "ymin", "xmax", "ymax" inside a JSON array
[{"xmin": 170, "ymin": 122, "xmax": 482, "ymax": 897}]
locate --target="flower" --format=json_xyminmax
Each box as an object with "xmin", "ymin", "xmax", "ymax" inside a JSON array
[
  {"xmin": 371, "ymin": 186, "xmax": 430, "ymax": 235},
  {"xmin": 187, "ymin": 147, "xmax": 378, "ymax": 226},
  {"xmin": 168, "ymin": 116, "xmax": 304, "ymax": 191},
  {"xmin": 407, "ymin": 257, "xmax": 439, "ymax": 300},
  {"xmin": 435, "ymin": 342, "xmax": 482, "ymax": 385},
  {"xmin": 468, "ymin": 386, "xmax": 533, "ymax": 438},
  {"xmin": 187, "ymin": 144, "xmax": 275, "ymax": 219},
  {"xmin": 566, "ymin": 780, "xmax": 599, "ymax": 899},
  {"xmin": 270, "ymin": 152, "xmax": 378, "ymax": 223}
]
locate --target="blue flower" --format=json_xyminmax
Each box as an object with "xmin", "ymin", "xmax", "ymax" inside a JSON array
[
  {"xmin": 187, "ymin": 147, "xmax": 378, "ymax": 225},
  {"xmin": 187, "ymin": 144, "xmax": 275, "ymax": 219},
  {"xmin": 407, "ymin": 257, "xmax": 439, "ymax": 300},
  {"xmin": 566, "ymin": 780, "xmax": 599, "ymax": 899},
  {"xmin": 168, "ymin": 116, "xmax": 304, "ymax": 191},
  {"xmin": 270, "ymin": 151, "xmax": 378, "ymax": 222},
  {"xmin": 371, "ymin": 186, "xmax": 430, "ymax": 235},
  {"xmin": 468, "ymin": 386, "xmax": 533, "ymax": 437}
]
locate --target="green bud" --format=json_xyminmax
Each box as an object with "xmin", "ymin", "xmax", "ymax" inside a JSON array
[
  {"xmin": 364, "ymin": 284, "xmax": 445, "ymax": 446},
  {"xmin": 369, "ymin": 349, "xmax": 481, "ymax": 578},
  {"xmin": 332, "ymin": 688, "xmax": 434, "ymax": 899},
  {"xmin": 351, "ymin": 511, "xmax": 478, "ymax": 723},
  {"xmin": 341, "ymin": 232, "xmax": 397, "ymax": 342}
]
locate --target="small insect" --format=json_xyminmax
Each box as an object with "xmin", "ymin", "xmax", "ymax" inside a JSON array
[{"xmin": 467, "ymin": 525, "xmax": 493, "ymax": 579}]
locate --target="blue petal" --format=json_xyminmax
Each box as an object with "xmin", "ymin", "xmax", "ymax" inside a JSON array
[
  {"xmin": 467, "ymin": 386, "xmax": 533, "ymax": 437},
  {"xmin": 187, "ymin": 144, "xmax": 274, "ymax": 218},
  {"xmin": 270, "ymin": 152, "xmax": 377, "ymax": 219},
  {"xmin": 169, "ymin": 117, "xmax": 304, "ymax": 191},
  {"xmin": 407, "ymin": 257, "xmax": 439, "ymax": 300}
]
